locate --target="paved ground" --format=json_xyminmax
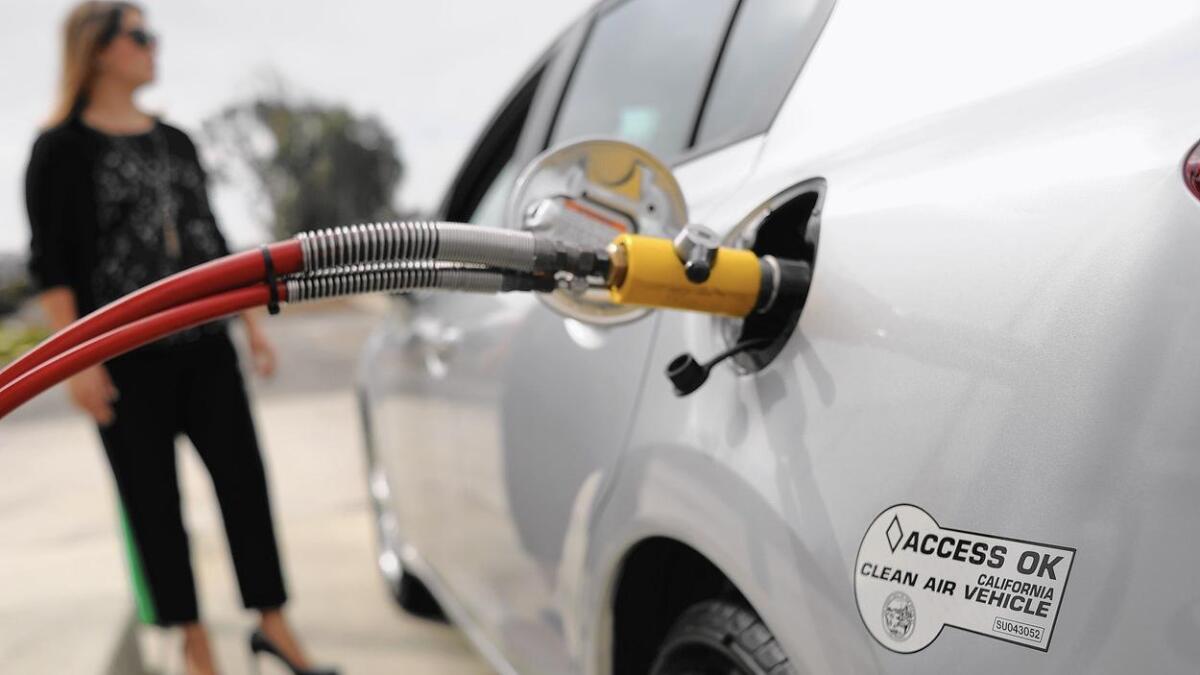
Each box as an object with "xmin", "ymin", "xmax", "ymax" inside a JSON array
[{"xmin": 0, "ymin": 299, "xmax": 493, "ymax": 674}]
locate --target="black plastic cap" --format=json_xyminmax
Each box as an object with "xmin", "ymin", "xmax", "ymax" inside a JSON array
[
  {"xmin": 666, "ymin": 352, "xmax": 708, "ymax": 397},
  {"xmin": 684, "ymin": 260, "xmax": 711, "ymax": 283}
]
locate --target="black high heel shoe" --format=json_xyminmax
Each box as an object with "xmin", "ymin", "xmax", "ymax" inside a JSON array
[{"xmin": 248, "ymin": 628, "xmax": 339, "ymax": 675}]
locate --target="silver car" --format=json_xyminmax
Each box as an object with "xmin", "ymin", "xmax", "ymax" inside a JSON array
[{"xmin": 356, "ymin": 0, "xmax": 1200, "ymax": 672}]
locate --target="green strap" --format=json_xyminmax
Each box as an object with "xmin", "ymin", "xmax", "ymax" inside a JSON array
[{"xmin": 117, "ymin": 502, "xmax": 158, "ymax": 625}]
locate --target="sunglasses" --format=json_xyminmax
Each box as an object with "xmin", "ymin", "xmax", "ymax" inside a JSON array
[
  {"xmin": 118, "ymin": 28, "xmax": 157, "ymax": 48},
  {"xmin": 97, "ymin": 7, "xmax": 157, "ymax": 49}
]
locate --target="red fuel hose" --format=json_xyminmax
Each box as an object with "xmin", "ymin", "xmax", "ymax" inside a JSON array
[
  {"xmin": 0, "ymin": 283, "xmax": 284, "ymax": 420},
  {"xmin": 0, "ymin": 242, "xmax": 303, "ymax": 392},
  {"xmin": 0, "ymin": 220, "xmax": 611, "ymax": 421},
  {"xmin": 0, "ymin": 260, "xmax": 547, "ymax": 421},
  {"xmin": 0, "ymin": 220, "xmax": 608, "ymax": 393}
]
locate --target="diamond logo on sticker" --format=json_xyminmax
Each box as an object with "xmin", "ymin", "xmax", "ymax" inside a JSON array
[{"xmin": 885, "ymin": 515, "xmax": 904, "ymax": 553}]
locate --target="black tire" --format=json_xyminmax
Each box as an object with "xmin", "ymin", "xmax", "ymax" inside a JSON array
[
  {"xmin": 390, "ymin": 571, "xmax": 447, "ymax": 621},
  {"xmin": 650, "ymin": 599, "xmax": 796, "ymax": 675},
  {"xmin": 362, "ymin": 453, "xmax": 447, "ymax": 622}
]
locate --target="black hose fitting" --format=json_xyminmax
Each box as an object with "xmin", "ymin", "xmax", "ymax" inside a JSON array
[
  {"xmin": 531, "ymin": 238, "xmax": 611, "ymax": 279},
  {"xmin": 501, "ymin": 273, "xmax": 558, "ymax": 293}
]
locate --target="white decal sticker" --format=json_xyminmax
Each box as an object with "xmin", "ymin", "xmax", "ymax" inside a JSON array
[{"xmin": 855, "ymin": 504, "xmax": 1075, "ymax": 653}]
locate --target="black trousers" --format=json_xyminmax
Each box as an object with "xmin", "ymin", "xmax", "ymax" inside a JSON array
[{"xmin": 97, "ymin": 332, "xmax": 287, "ymax": 626}]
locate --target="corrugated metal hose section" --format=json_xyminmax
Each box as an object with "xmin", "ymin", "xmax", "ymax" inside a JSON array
[
  {"xmin": 296, "ymin": 221, "xmax": 538, "ymax": 274},
  {"xmin": 285, "ymin": 265, "xmax": 508, "ymax": 302}
]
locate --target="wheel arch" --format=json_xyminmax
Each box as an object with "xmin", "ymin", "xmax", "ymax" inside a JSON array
[{"xmin": 607, "ymin": 536, "xmax": 750, "ymax": 674}]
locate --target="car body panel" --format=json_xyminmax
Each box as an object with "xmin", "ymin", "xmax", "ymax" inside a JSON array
[
  {"xmin": 359, "ymin": 131, "xmax": 775, "ymax": 673},
  {"xmin": 359, "ymin": 0, "xmax": 1200, "ymax": 672}
]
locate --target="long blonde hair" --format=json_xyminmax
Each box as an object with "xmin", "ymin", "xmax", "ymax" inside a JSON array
[{"xmin": 47, "ymin": 1, "xmax": 140, "ymax": 128}]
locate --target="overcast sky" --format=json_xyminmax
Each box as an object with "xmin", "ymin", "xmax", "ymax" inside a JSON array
[{"xmin": 0, "ymin": 0, "xmax": 592, "ymax": 253}]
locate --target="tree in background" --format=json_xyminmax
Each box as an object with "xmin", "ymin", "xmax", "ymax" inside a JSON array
[
  {"xmin": 203, "ymin": 94, "xmax": 406, "ymax": 240},
  {"xmin": 0, "ymin": 254, "xmax": 30, "ymax": 316},
  {"xmin": 0, "ymin": 254, "xmax": 48, "ymax": 363}
]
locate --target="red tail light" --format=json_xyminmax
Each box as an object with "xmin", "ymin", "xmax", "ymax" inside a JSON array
[{"xmin": 1185, "ymin": 140, "xmax": 1200, "ymax": 200}]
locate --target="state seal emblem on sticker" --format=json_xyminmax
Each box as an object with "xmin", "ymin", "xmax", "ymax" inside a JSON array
[{"xmin": 854, "ymin": 504, "xmax": 1076, "ymax": 653}]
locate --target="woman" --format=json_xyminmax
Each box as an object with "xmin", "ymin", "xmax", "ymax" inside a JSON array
[{"xmin": 24, "ymin": 4, "xmax": 336, "ymax": 675}]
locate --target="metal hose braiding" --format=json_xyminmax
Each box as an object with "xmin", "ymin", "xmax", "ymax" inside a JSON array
[
  {"xmin": 434, "ymin": 223, "xmax": 537, "ymax": 272},
  {"xmin": 295, "ymin": 221, "xmax": 438, "ymax": 272},
  {"xmin": 294, "ymin": 260, "xmax": 464, "ymax": 277},
  {"xmin": 284, "ymin": 263, "xmax": 508, "ymax": 303},
  {"xmin": 295, "ymin": 221, "xmax": 537, "ymax": 274}
]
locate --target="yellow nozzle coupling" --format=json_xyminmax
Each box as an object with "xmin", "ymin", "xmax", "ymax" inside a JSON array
[{"xmin": 605, "ymin": 234, "xmax": 763, "ymax": 317}]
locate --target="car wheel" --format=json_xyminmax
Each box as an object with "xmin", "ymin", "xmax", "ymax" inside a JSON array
[
  {"xmin": 365, "ymin": 460, "xmax": 446, "ymax": 621},
  {"xmin": 650, "ymin": 599, "xmax": 795, "ymax": 675},
  {"xmin": 372, "ymin": 510, "xmax": 447, "ymax": 621},
  {"xmin": 388, "ymin": 570, "xmax": 446, "ymax": 621}
]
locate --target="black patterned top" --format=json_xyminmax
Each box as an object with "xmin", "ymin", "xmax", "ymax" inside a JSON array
[{"xmin": 25, "ymin": 117, "xmax": 233, "ymax": 351}]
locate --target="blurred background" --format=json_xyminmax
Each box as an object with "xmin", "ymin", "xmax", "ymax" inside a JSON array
[{"xmin": 0, "ymin": 1, "xmax": 591, "ymax": 673}]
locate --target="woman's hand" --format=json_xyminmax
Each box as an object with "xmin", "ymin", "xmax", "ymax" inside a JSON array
[
  {"xmin": 38, "ymin": 289, "xmax": 119, "ymax": 425},
  {"xmin": 68, "ymin": 365, "xmax": 119, "ymax": 426},
  {"xmin": 239, "ymin": 310, "xmax": 277, "ymax": 379},
  {"xmin": 246, "ymin": 327, "xmax": 277, "ymax": 378}
]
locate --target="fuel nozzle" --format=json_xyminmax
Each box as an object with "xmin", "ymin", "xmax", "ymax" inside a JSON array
[
  {"xmin": 603, "ymin": 225, "xmax": 811, "ymax": 318},
  {"xmin": 598, "ymin": 224, "xmax": 813, "ymax": 396}
]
